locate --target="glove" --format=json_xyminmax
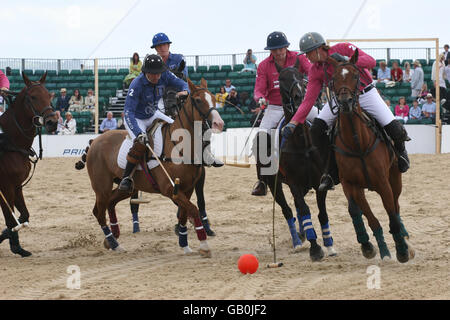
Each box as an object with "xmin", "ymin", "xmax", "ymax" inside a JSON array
[
  {"xmin": 136, "ymin": 132, "xmax": 149, "ymax": 145},
  {"xmin": 258, "ymin": 97, "xmax": 268, "ymax": 110},
  {"xmin": 330, "ymin": 53, "xmax": 349, "ymax": 63},
  {"xmin": 281, "ymin": 122, "xmax": 296, "ymax": 140}
]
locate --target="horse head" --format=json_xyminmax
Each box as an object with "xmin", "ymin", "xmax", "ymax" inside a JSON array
[
  {"xmin": 19, "ymin": 72, "xmax": 58, "ymax": 134},
  {"xmin": 187, "ymin": 78, "xmax": 224, "ymax": 133},
  {"xmin": 327, "ymin": 49, "xmax": 361, "ymax": 114},
  {"xmin": 275, "ymin": 59, "xmax": 306, "ymax": 121}
]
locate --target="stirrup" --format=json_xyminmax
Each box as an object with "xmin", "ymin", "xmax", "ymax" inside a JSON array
[
  {"xmin": 318, "ymin": 174, "xmax": 335, "ymax": 192},
  {"xmin": 119, "ymin": 176, "xmax": 134, "ymax": 192}
]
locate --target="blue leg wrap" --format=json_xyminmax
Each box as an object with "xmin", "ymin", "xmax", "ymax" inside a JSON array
[
  {"xmin": 350, "ymin": 211, "xmax": 369, "ymax": 244},
  {"xmin": 373, "ymin": 227, "xmax": 391, "ymax": 259},
  {"xmin": 178, "ymin": 225, "xmax": 188, "ymax": 248},
  {"xmin": 287, "ymin": 217, "xmax": 302, "ymax": 248},
  {"xmin": 102, "ymin": 226, "xmax": 119, "ymax": 249},
  {"xmin": 321, "ymin": 223, "xmax": 334, "ymax": 247},
  {"xmin": 296, "ymin": 208, "xmax": 305, "ymax": 236},
  {"xmin": 132, "ymin": 212, "xmax": 140, "ymax": 233},
  {"xmin": 199, "ymin": 210, "xmax": 212, "ymax": 233},
  {"xmin": 300, "ymin": 214, "xmax": 317, "ymax": 241},
  {"xmin": 392, "ymin": 232, "xmax": 408, "ymax": 256}
]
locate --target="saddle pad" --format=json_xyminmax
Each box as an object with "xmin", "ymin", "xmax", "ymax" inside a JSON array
[{"xmin": 117, "ymin": 126, "xmax": 163, "ymax": 171}]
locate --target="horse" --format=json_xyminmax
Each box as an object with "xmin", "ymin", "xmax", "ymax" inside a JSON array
[
  {"xmin": 254, "ymin": 60, "xmax": 337, "ymax": 261},
  {"xmin": 76, "ymin": 78, "xmax": 223, "ymax": 256},
  {"xmin": 0, "ymin": 72, "xmax": 58, "ymax": 257},
  {"xmin": 327, "ymin": 50, "xmax": 414, "ymax": 263}
]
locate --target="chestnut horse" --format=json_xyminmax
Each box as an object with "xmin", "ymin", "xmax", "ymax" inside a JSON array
[
  {"xmin": 327, "ymin": 50, "xmax": 414, "ymax": 263},
  {"xmin": 76, "ymin": 79, "xmax": 223, "ymax": 256},
  {"xmin": 0, "ymin": 72, "xmax": 58, "ymax": 257}
]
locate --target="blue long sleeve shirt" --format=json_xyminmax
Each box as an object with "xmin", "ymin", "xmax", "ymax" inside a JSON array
[{"xmin": 124, "ymin": 71, "xmax": 188, "ymax": 137}]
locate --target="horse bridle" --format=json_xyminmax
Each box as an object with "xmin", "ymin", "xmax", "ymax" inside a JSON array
[
  {"xmin": 177, "ymin": 87, "xmax": 217, "ymax": 131},
  {"xmin": 279, "ymin": 69, "xmax": 306, "ymax": 115}
]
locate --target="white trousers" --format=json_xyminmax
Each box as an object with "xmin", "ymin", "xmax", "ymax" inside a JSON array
[
  {"xmin": 259, "ymin": 104, "xmax": 319, "ymax": 132},
  {"xmin": 124, "ymin": 110, "xmax": 173, "ymax": 140},
  {"xmin": 318, "ymin": 87, "xmax": 395, "ymax": 127}
]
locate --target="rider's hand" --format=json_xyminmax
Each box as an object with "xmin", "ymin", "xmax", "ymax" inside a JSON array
[
  {"xmin": 330, "ymin": 53, "xmax": 349, "ymax": 63},
  {"xmin": 176, "ymin": 90, "xmax": 188, "ymax": 98},
  {"xmin": 136, "ymin": 132, "xmax": 149, "ymax": 145},
  {"xmin": 258, "ymin": 97, "xmax": 267, "ymax": 110},
  {"xmin": 282, "ymin": 121, "xmax": 298, "ymax": 140},
  {"xmin": 0, "ymin": 87, "xmax": 8, "ymax": 96}
]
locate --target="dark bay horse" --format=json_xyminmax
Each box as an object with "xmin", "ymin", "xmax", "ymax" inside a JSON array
[
  {"xmin": 256, "ymin": 60, "xmax": 337, "ymax": 261},
  {"xmin": 327, "ymin": 50, "xmax": 414, "ymax": 263},
  {"xmin": 0, "ymin": 72, "xmax": 57, "ymax": 257},
  {"xmin": 76, "ymin": 79, "xmax": 223, "ymax": 257}
]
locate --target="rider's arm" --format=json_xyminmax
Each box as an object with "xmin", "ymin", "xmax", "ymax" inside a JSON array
[
  {"xmin": 124, "ymin": 80, "xmax": 145, "ymax": 137},
  {"xmin": 167, "ymin": 71, "xmax": 189, "ymax": 93},
  {"xmin": 298, "ymin": 55, "xmax": 312, "ymax": 76},
  {"xmin": 291, "ymin": 70, "xmax": 323, "ymax": 124},
  {"xmin": 334, "ymin": 43, "xmax": 376, "ymax": 70},
  {"xmin": 0, "ymin": 70, "xmax": 10, "ymax": 90},
  {"xmin": 253, "ymin": 62, "xmax": 268, "ymax": 102}
]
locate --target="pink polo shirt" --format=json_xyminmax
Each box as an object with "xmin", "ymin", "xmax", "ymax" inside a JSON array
[
  {"xmin": 254, "ymin": 50, "xmax": 311, "ymax": 106},
  {"xmin": 0, "ymin": 70, "xmax": 10, "ymax": 89},
  {"xmin": 292, "ymin": 43, "xmax": 376, "ymax": 124}
]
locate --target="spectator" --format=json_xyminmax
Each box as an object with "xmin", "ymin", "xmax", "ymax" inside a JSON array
[
  {"xmin": 421, "ymin": 93, "xmax": 436, "ymax": 121},
  {"xmin": 117, "ymin": 112, "xmax": 125, "ymax": 129},
  {"xmin": 215, "ymin": 86, "xmax": 228, "ymax": 108},
  {"xmin": 59, "ymin": 111, "xmax": 77, "ymax": 135},
  {"xmin": 248, "ymin": 98, "xmax": 263, "ymax": 127},
  {"xmin": 445, "ymin": 57, "xmax": 450, "ymax": 83},
  {"xmin": 409, "ymin": 100, "xmax": 422, "ymax": 121},
  {"xmin": 377, "ymin": 60, "xmax": 391, "ymax": 83},
  {"xmin": 241, "ymin": 49, "xmax": 257, "ymax": 73},
  {"xmin": 53, "ymin": 110, "xmax": 64, "ymax": 134},
  {"xmin": 68, "ymin": 89, "xmax": 84, "ymax": 113},
  {"xmin": 100, "ymin": 111, "xmax": 117, "ymax": 133},
  {"xmin": 431, "ymin": 53, "xmax": 447, "ymax": 103},
  {"xmin": 224, "ymin": 79, "xmax": 236, "ymax": 93},
  {"xmin": 418, "ymin": 83, "xmax": 430, "ymax": 104},
  {"xmin": 49, "ymin": 91, "xmax": 57, "ymax": 107},
  {"xmin": 0, "ymin": 69, "xmax": 10, "ymax": 92},
  {"xmin": 443, "ymin": 44, "xmax": 449, "ymax": 65},
  {"xmin": 371, "ymin": 68, "xmax": 377, "ymax": 82},
  {"xmin": 411, "ymin": 60, "xmax": 424, "ymax": 98},
  {"xmin": 56, "ymin": 88, "xmax": 70, "ymax": 113},
  {"xmin": 394, "ymin": 97, "xmax": 409, "ymax": 123},
  {"xmin": 123, "ymin": 52, "xmax": 142, "ymax": 89},
  {"xmin": 224, "ymin": 88, "xmax": 240, "ymax": 111},
  {"xmin": 385, "ymin": 99, "xmax": 394, "ymax": 115},
  {"xmin": 403, "ymin": 62, "xmax": 414, "ymax": 83},
  {"xmin": 391, "ymin": 61, "xmax": 403, "ymax": 83},
  {"xmin": 83, "ymin": 88, "xmax": 96, "ymax": 114}
]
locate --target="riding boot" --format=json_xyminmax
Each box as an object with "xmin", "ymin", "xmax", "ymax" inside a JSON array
[
  {"xmin": 310, "ymin": 118, "xmax": 335, "ymax": 191},
  {"xmin": 118, "ymin": 161, "xmax": 137, "ymax": 193},
  {"xmin": 384, "ymin": 120, "xmax": 411, "ymax": 173},
  {"xmin": 251, "ymin": 132, "xmax": 267, "ymax": 196}
]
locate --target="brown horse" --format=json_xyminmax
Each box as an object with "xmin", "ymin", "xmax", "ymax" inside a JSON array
[
  {"xmin": 77, "ymin": 78, "xmax": 223, "ymax": 256},
  {"xmin": 327, "ymin": 50, "xmax": 414, "ymax": 263},
  {"xmin": 0, "ymin": 72, "xmax": 58, "ymax": 257}
]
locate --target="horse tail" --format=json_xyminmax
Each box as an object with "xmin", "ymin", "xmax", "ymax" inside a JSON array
[{"xmin": 75, "ymin": 139, "xmax": 93, "ymax": 170}]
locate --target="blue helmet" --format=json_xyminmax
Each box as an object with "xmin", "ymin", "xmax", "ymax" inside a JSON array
[
  {"xmin": 264, "ymin": 31, "xmax": 290, "ymax": 50},
  {"xmin": 151, "ymin": 32, "xmax": 172, "ymax": 48}
]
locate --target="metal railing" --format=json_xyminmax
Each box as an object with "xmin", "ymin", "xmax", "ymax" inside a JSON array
[{"xmin": 0, "ymin": 47, "xmax": 444, "ymax": 73}]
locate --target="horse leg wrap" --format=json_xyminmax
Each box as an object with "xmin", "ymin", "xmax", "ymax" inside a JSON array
[
  {"xmin": 296, "ymin": 208, "xmax": 305, "ymax": 236},
  {"xmin": 132, "ymin": 212, "xmax": 140, "ymax": 233},
  {"xmin": 373, "ymin": 227, "xmax": 391, "ymax": 259},
  {"xmin": 108, "ymin": 210, "xmax": 120, "ymax": 239},
  {"xmin": 300, "ymin": 214, "xmax": 317, "ymax": 241},
  {"xmin": 349, "ymin": 200, "xmax": 370, "ymax": 244},
  {"xmin": 287, "ymin": 217, "xmax": 302, "ymax": 248},
  {"xmin": 178, "ymin": 224, "xmax": 188, "ymax": 248},
  {"xmin": 399, "ymin": 216, "xmax": 409, "ymax": 238},
  {"xmin": 321, "ymin": 223, "xmax": 334, "ymax": 247},
  {"xmin": 199, "ymin": 210, "xmax": 212, "ymax": 234},
  {"xmin": 193, "ymin": 217, "xmax": 207, "ymax": 241},
  {"xmin": 102, "ymin": 226, "xmax": 119, "ymax": 250},
  {"xmin": 392, "ymin": 232, "xmax": 408, "ymax": 257}
]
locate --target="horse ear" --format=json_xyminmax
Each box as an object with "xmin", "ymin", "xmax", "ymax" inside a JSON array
[
  {"xmin": 294, "ymin": 58, "xmax": 299, "ymax": 69},
  {"xmin": 39, "ymin": 71, "xmax": 48, "ymax": 84},
  {"xmin": 22, "ymin": 72, "xmax": 32, "ymax": 87},
  {"xmin": 200, "ymin": 78, "xmax": 208, "ymax": 88},
  {"xmin": 350, "ymin": 49, "xmax": 359, "ymax": 64},
  {"xmin": 178, "ymin": 60, "xmax": 186, "ymax": 73},
  {"xmin": 187, "ymin": 78, "xmax": 197, "ymax": 93},
  {"xmin": 274, "ymin": 61, "xmax": 283, "ymax": 73}
]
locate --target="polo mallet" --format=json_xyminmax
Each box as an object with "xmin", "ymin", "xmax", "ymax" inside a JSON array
[
  {"xmin": 0, "ymin": 190, "xmax": 29, "ymax": 232},
  {"xmin": 223, "ymin": 100, "xmax": 245, "ymax": 115},
  {"xmin": 266, "ymin": 133, "xmax": 283, "ymax": 269},
  {"xmin": 144, "ymin": 142, "xmax": 180, "ymax": 200},
  {"xmin": 129, "ymin": 191, "xmax": 150, "ymax": 204},
  {"xmin": 239, "ymin": 107, "xmax": 263, "ymax": 159}
]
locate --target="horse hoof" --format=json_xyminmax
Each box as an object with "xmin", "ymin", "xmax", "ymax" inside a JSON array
[
  {"xmin": 183, "ymin": 246, "xmax": 193, "ymax": 255},
  {"xmin": 361, "ymin": 242, "xmax": 377, "ymax": 259},
  {"xmin": 205, "ymin": 229, "xmax": 216, "ymax": 237},
  {"xmin": 396, "ymin": 252, "xmax": 409, "ymax": 263},
  {"xmin": 199, "ymin": 249, "xmax": 212, "ymax": 258},
  {"xmin": 103, "ymin": 238, "xmax": 110, "ymax": 249},
  {"xmin": 327, "ymin": 246, "xmax": 338, "ymax": 257},
  {"xmin": 293, "ymin": 244, "xmax": 303, "ymax": 253},
  {"xmin": 112, "ymin": 245, "xmax": 126, "ymax": 253},
  {"xmin": 133, "ymin": 224, "xmax": 140, "ymax": 233},
  {"xmin": 310, "ymin": 245, "xmax": 325, "ymax": 262}
]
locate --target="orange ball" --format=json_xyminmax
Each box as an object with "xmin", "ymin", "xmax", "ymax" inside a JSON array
[{"xmin": 238, "ymin": 254, "xmax": 259, "ymax": 274}]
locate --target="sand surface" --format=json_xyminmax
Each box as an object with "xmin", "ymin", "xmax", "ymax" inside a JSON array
[{"xmin": 0, "ymin": 154, "xmax": 449, "ymax": 300}]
